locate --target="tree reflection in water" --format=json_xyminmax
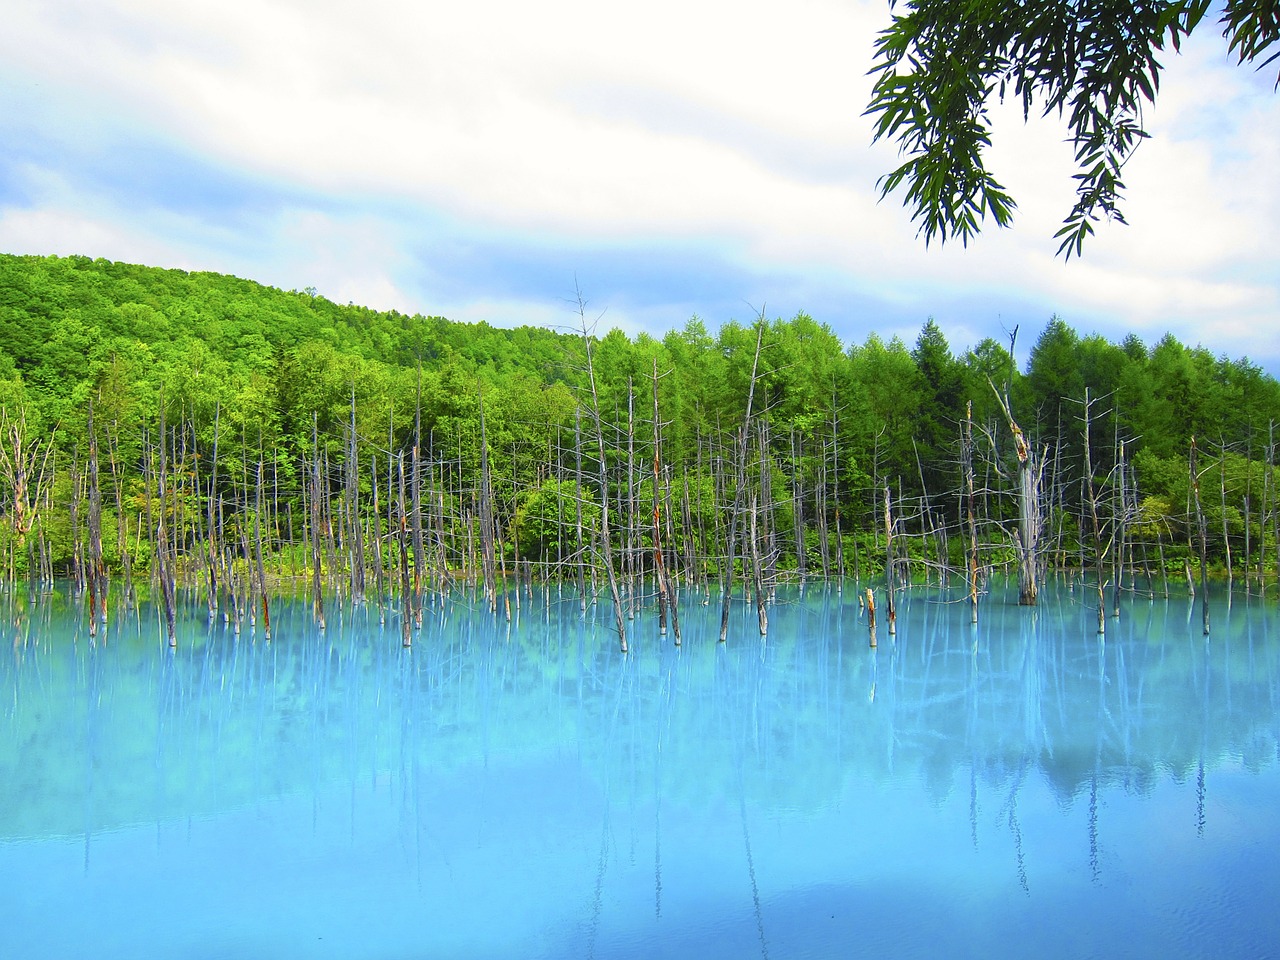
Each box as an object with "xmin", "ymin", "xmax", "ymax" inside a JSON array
[{"xmin": 1, "ymin": 577, "xmax": 1278, "ymax": 958}]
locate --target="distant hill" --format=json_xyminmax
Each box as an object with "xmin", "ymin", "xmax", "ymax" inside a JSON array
[
  {"xmin": 2, "ymin": 250, "xmax": 1280, "ymax": 582},
  {"xmin": 0, "ymin": 251, "xmax": 576, "ymax": 393}
]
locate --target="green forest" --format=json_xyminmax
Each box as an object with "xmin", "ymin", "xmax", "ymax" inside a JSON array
[{"xmin": 2, "ymin": 252, "xmax": 1279, "ymax": 641}]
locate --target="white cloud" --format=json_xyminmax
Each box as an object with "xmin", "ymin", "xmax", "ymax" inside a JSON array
[
  {"xmin": 1, "ymin": 0, "xmax": 1277, "ymax": 370},
  {"xmin": 0, "ymin": 205, "xmax": 189, "ymax": 269}
]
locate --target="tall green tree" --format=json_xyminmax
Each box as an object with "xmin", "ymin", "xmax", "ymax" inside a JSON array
[
  {"xmin": 911, "ymin": 318, "xmax": 964, "ymax": 499},
  {"xmin": 1024, "ymin": 316, "xmax": 1083, "ymax": 455}
]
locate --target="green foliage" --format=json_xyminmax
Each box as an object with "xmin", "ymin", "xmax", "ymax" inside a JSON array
[
  {"xmin": 866, "ymin": 0, "xmax": 1279, "ymax": 256},
  {"xmin": 514, "ymin": 479, "xmax": 599, "ymax": 563},
  {"xmin": 2, "ymin": 253, "xmax": 1280, "ymax": 580}
]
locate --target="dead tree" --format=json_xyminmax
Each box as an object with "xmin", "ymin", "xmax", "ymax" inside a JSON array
[
  {"xmin": 104, "ymin": 422, "xmax": 134, "ymax": 600},
  {"xmin": 651, "ymin": 360, "xmax": 680, "ymax": 643},
  {"xmin": 204, "ymin": 404, "xmax": 222, "ymax": 621},
  {"xmin": 0, "ymin": 404, "xmax": 57, "ymax": 584},
  {"xmin": 397, "ymin": 452, "xmax": 413, "ymax": 647},
  {"xmin": 749, "ymin": 419, "xmax": 770, "ymax": 635},
  {"xmin": 411, "ymin": 371, "xmax": 426, "ymax": 623},
  {"xmin": 86, "ymin": 400, "xmax": 107, "ymax": 636},
  {"xmin": 478, "ymin": 387, "xmax": 498, "ymax": 613},
  {"xmin": 1190, "ymin": 437, "xmax": 1211, "ymax": 636},
  {"xmin": 830, "ymin": 391, "xmax": 847, "ymax": 580},
  {"xmin": 154, "ymin": 405, "xmax": 177, "ymax": 646},
  {"xmin": 989, "ymin": 378, "xmax": 1044, "ymax": 605},
  {"xmin": 962, "ymin": 402, "xmax": 980, "ymax": 624},
  {"xmin": 719, "ymin": 319, "xmax": 766, "ymax": 642},
  {"xmin": 254, "ymin": 453, "xmax": 272, "ymax": 640},
  {"xmin": 1075, "ymin": 388, "xmax": 1112, "ymax": 635},
  {"xmin": 346, "ymin": 387, "xmax": 366, "ymax": 605},
  {"xmin": 309, "ymin": 414, "xmax": 327, "ymax": 631},
  {"xmin": 575, "ymin": 286, "xmax": 628, "ymax": 653},
  {"xmin": 883, "ymin": 483, "xmax": 897, "ymax": 636}
]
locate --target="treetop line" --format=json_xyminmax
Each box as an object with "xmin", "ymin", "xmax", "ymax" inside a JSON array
[{"xmin": 2, "ymin": 253, "xmax": 1279, "ymax": 645}]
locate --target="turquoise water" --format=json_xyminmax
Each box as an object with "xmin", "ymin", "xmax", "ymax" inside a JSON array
[{"xmin": 2, "ymin": 579, "xmax": 1279, "ymax": 959}]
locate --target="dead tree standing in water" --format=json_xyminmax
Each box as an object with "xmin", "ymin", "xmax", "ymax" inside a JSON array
[
  {"xmin": 154, "ymin": 404, "xmax": 177, "ymax": 646},
  {"xmin": 478, "ymin": 388, "xmax": 498, "ymax": 613},
  {"xmin": 310, "ymin": 414, "xmax": 327, "ymax": 631},
  {"xmin": 720, "ymin": 318, "xmax": 765, "ymax": 642},
  {"xmin": 651, "ymin": 360, "xmax": 680, "ymax": 644},
  {"xmin": 576, "ymin": 286, "xmax": 628, "ymax": 653},
  {"xmin": 85, "ymin": 399, "xmax": 105, "ymax": 640},
  {"xmin": 989, "ymin": 378, "xmax": 1044, "ymax": 605},
  {"xmin": 346, "ymin": 386, "xmax": 366, "ymax": 605},
  {"xmin": 0, "ymin": 404, "xmax": 57, "ymax": 593},
  {"xmin": 1077, "ymin": 388, "xmax": 1109, "ymax": 635},
  {"xmin": 254, "ymin": 453, "xmax": 272, "ymax": 640},
  {"xmin": 397, "ymin": 452, "xmax": 413, "ymax": 647},
  {"xmin": 1190, "ymin": 437, "xmax": 1211, "ymax": 636},
  {"xmin": 883, "ymin": 483, "xmax": 897, "ymax": 636},
  {"xmin": 962, "ymin": 402, "xmax": 980, "ymax": 624}
]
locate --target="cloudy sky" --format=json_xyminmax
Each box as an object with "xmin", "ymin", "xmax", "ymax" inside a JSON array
[{"xmin": 2, "ymin": 0, "xmax": 1277, "ymax": 372}]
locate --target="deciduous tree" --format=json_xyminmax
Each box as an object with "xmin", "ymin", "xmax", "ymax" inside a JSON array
[{"xmin": 866, "ymin": 0, "xmax": 1280, "ymax": 257}]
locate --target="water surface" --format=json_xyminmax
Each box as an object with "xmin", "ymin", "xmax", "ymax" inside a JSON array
[{"xmin": 2, "ymin": 580, "xmax": 1278, "ymax": 958}]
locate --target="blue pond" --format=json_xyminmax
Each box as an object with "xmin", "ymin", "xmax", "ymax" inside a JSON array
[{"xmin": 2, "ymin": 579, "xmax": 1278, "ymax": 959}]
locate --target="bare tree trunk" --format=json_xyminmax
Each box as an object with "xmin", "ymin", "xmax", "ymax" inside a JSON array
[
  {"xmin": 435, "ymin": 480, "xmax": 450, "ymax": 600},
  {"xmin": 1189, "ymin": 438, "xmax": 1211, "ymax": 635},
  {"xmin": 105, "ymin": 422, "xmax": 133, "ymax": 602},
  {"xmin": 831, "ymin": 394, "xmax": 846, "ymax": 581},
  {"xmin": 816, "ymin": 435, "xmax": 831, "ymax": 579},
  {"xmin": 205, "ymin": 404, "xmax": 221, "ymax": 621},
  {"xmin": 651, "ymin": 360, "xmax": 675, "ymax": 640},
  {"xmin": 0, "ymin": 405, "xmax": 57, "ymax": 579},
  {"xmin": 990, "ymin": 379, "xmax": 1042, "ymax": 605},
  {"xmin": 322, "ymin": 449, "xmax": 340, "ymax": 604},
  {"xmin": 478, "ymin": 387, "xmax": 497, "ymax": 613},
  {"xmin": 866, "ymin": 587, "xmax": 877, "ymax": 647},
  {"xmin": 1112, "ymin": 437, "xmax": 1127, "ymax": 616},
  {"xmin": 759, "ymin": 419, "xmax": 776, "ymax": 599},
  {"xmin": 347, "ymin": 387, "xmax": 366, "ymax": 605},
  {"xmin": 70, "ymin": 452, "xmax": 84, "ymax": 597},
  {"xmin": 750, "ymin": 421, "xmax": 770, "ymax": 634},
  {"xmin": 660, "ymin": 456, "xmax": 683, "ymax": 644},
  {"xmin": 884, "ymin": 483, "xmax": 896, "ymax": 636},
  {"xmin": 681, "ymin": 472, "xmax": 696, "ymax": 591},
  {"xmin": 963, "ymin": 402, "xmax": 980, "ymax": 624},
  {"xmin": 155, "ymin": 405, "xmax": 177, "ymax": 646},
  {"xmin": 397, "ymin": 452, "xmax": 412, "ymax": 647},
  {"xmin": 719, "ymin": 319, "xmax": 765, "ymax": 643},
  {"xmin": 576, "ymin": 287, "xmax": 627, "ymax": 653},
  {"xmin": 310, "ymin": 414, "xmax": 327, "ymax": 631},
  {"xmin": 87, "ymin": 400, "xmax": 106, "ymax": 637},
  {"xmin": 791, "ymin": 427, "xmax": 807, "ymax": 582},
  {"xmin": 370, "ymin": 452, "xmax": 386, "ymax": 621},
  {"xmin": 1219, "ymin": 444, "xmax": 1233, "ymax": 585},
  {"xmin": 574, "ymin": 407, "xmax": 587, "ymax": 611},
  {"xmin": 912, "ymin": 438, "xmax": 939, "ymax": 586},
  {"xmin": 1079, "ymin": 389, "xmax": 1107, "ymax": 635},
  {"xmin": 749, "ymin": 490, "xmax": 768, "ymax": 636},
  {"xmin": 236, "ymin": 430, "xmax": 253, "ymax": 636},
  {"xmin": 1271, "ymin": 421, "xmax": 1279, "ymax": 598},
  {"xmin": 254, "ymin": 452, "xmax": 271, "ymax": 640},
  {"xmin": 411, "ymin": 372, "xmax": 426, "ymax": 624},
  {"xmin": 626, "ymin": 377, "xmax": 637, "ymax": 621}
]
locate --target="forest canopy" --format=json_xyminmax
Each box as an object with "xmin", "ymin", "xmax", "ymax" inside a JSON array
[{"xmin": 1, "ymin": 252, "xmax": 1278, "ymax": 591}]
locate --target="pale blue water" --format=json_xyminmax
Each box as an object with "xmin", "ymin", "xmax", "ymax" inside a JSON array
[{"xmin": 2, "ymin": 579, "xmax": 1278, "ymax": 959}]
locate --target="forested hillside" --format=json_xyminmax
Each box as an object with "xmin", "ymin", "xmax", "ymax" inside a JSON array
[{"xmin": 2, "ymin": 253, "xmax": 1279, "ymax": 635}]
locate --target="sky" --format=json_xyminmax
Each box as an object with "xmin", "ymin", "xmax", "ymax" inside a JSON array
[{"xmin": 1, "ymin": 0, "xmax": 1277, "ymax": 373}]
